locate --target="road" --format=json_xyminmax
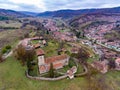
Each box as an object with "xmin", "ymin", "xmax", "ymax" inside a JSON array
[
  {"xmin": 3, "ymin": 51, "xmax": 13, "ymax": 59},
  {"xmin": 3, "ymin": 38, "xmax": 34, "ymax": 59}
]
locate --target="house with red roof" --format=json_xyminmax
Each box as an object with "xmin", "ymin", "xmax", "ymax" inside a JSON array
[
  {"xmin": 71, "ymin": 48, "xmax": 79, "ymax": 54},
  {"xmin": 67, "ymin": 66, "xmax": 77, "ymax": 79},
  {"xmin": 115, "ymin": 58, "xmax": 120, "ymax": 70},
  {"xmin": 37, "ymin": 49, "xmax": 70, "ymax": 74},
  {"xmin": 33, "ymin": 43, "xmax": 41, "ymax": 49},
  {"xmin": 91, "ymin": 61, "xmax": 108, "ymax": 73}
]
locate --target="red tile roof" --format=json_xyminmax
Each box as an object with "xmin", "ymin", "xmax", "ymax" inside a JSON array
[
  {"xmin": 93, "ymin": 61, "xmax": 105, "ymax": 70},
  {"xmin": 36, "ymin": 49, "xmax": 45, "ymax": 56},
  {"xmin": 71, "ymin": 48, "xmax": 79, "ymax": 53},
  {"xmin": 45, "ymin": 54, "xmax": 68, "ymax": 64},
  {"xmin": 47, "ymin": 63, "xmax": 63, "ymax": 70},
  {"xmin": 53, "ymin": 63, "xmax": 63, "ymax": 69},
  {"xmin": 115, "ymin": 58, "xmax": 120, "ymax": 63},
  {"xmin": 33, "ymin": 43, "xmax": 41, "ymax": 49},
  {"xmin": 42, "ymin": 40, "xmax": 46, "ymax": 44}
]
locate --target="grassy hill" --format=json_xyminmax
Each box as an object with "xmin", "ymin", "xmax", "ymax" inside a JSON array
[
  {"xmin": 0, "ymin": 9, "xmax": 29, "ymax": 18},
  {"xmin": 0, "ymin": 56, "xmax": 88, "ymax": 90},
  {"xmin": 0, "ymin": 56, "xmax": 120, "ymax": 90},
  {"xmin": 37, "ymin": 7, "xmax": 120, "ymax": 19}
]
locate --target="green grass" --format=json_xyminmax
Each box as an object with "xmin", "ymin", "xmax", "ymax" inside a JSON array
[
  {"xmin": 0, "ymin": 56, "xmax": 89, "ymax": 90},
  {"xmin": 31, "ymin": 40, "xmax": 40, "ymax": 44},
  {"xmin": 42, "ymin": 40, "xmax": 59, "ymax": 57},
  {"xmin": 29, "ymin": 32, "xmax": 36, "ymax": 37},
  {"xmin": 88, "ymin": 54, "xmax": 99, "ymax": 63},
  {"xmin": 105, "ymin": 71, "xmax": 120, "ymax": 90},
  {"xmin": 1, "ymin": 39, "xmax": 120, "ymax": 90},
  {"xmin": 29, "ymin": 64, "xmax": 39, "ymax": 76},
  {"xmin": 76, "ymin": 64, "xmax": 84, "ymax": 74},
  {"xmin": 0, "ymin": 30, "xmax": 27, "ymax": 49},
  {"xmin": 42, "ymin": 71, "xmax": 62, "ymax": 78},
  {"xmin": 57, "ymin": 65, "xmax": 70, "ymax": 73},
  {"xmin": 1, "ymin": 56, "xmax": 120, "ymax": 90},
  {"xmin": 60, "ymin": 30, "xmax": 64, "ymax": 33},
  {"xmin": 0, "ymin": 21, "xmax": 22, "ymax": 28}
]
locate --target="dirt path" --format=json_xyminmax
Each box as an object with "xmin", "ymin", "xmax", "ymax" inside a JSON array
[
  {"xmin": 4, "ymin": 51, "xmax": 13, "ymax": 59},
  {"xmin": 3, "ymin": 38, "xmax": 32, "ymax": 59}
]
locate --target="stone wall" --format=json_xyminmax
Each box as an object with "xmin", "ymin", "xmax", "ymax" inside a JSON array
[
  {"xmin": 26, "ymin": 71, "xmax": 68, "ymax": 81},
  {"xmin": 75, "ymin": 65, "xmax": 88, "ymax": 77}
]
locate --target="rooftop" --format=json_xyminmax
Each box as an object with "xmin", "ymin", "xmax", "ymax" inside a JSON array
[
  {"xmin": 36, "ymin": 49, "xmax": 45, "ymax": 56},
  {"xmin": 45, "ymin": 54, "xmax": 68, "ymax": 64},
  {"xmin": 115, "ymin": 58, "xmax": 120, "ymax": 63},
  {"xmin": 33, "ymin": 43, "xmax": 41, "ymax": 49}
]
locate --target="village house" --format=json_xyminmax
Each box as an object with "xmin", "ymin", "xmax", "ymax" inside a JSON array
[
  {"xmin": 67, "ymin": 66, "xmax": 77, "ymax": 79},
  {"xmin": 53, "ymin": 31, "xmax": 77, "ymax": 42},
  {"xmin": 20, "ymin": 38, "xmax": 31, "ymax": 47},
  {"xmin": 42, "ymin": 40, "xmax": 47, "ymax": 45},
  {"xmin": 36, "ymin": 49, "xmax": 70, "ymax": 74},
  {"xmin": 20, "ymin": 38, "xmax": 35, "ymax": 51},
  {"xmin": 91, "ymin": 60, "xmax": 108, "ymax": 73},
  {"xmin": 33, "ymin": 43, "xmax": 41, "ymax": 49},
  {"xmin": 115, "ymin": 58, "xmax": 120, "ymax": 70},
  {"xmin": 71, "ymin": 48, "xmax": 79, "ymax": 54}
]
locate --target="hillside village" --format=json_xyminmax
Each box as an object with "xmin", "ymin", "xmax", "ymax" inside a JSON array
[
  {"xmin": 1, "ymin": 24, "xmax": 120, "ymax": 81},
  {"xmin": 0, "ymin": 15, "xmax": 120, "ymax": 78},
  {"xmin": 0, "ymin": 6, "xmax": 120, "ymax": 90}
]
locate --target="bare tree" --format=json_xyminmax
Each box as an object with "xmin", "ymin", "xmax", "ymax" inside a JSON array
[
  {"xmin": 0, "ymin": 54, "xmax": 3, "ymax": 62},
  {"xmin": 14, "ymin": 44, "xmax": 35, "ymax": 66},
  {"xmin": 49, "ymin": 63, "xmax": 55, "ymax": 78},
  {"xmin": 108, "ymin": 60, "xmax": 116, "ymax": 69},
  {"xmin": 86, "ymin": 65, "xmax": 109, "ymax": 90},
  {"xmin": 77, "ymin": 48, "xmax": 90, "ymax": 64}
]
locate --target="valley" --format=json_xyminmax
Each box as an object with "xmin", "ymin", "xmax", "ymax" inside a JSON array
[{"xmin": 0, "ymin": 6, "xmax": 120, "ymax": 90}]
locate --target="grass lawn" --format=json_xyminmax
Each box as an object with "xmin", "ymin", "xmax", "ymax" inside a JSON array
[
  {"xmin": 41, "ymin": 71, "xmax": 62, "ymax": 78},
  {"xmin": 87, "ymin": 54, "xmax": 99, "ymax": 63},
  {"xmin": 0, "ymin": 21, "xmax": 22, "ymax": 28},
  {"xmin": 0, "ymin": 29, "xmax": 29, "ymax": 49},
  {"xmin": 75, "ymin": 64, "xmax": 84, "ymax": 74},
  {"xmin": 105, "ymin": 71, "xmax": 120, "ymax": 90},
  {"xmin": 31, "ymin": 40, "xmax": 41, "ymax": 44},
  {"xmin": 57, "ymin": 59, "xmax": 77, "ymax": 73},
  {"xmin": 29, "ymin": 32, "xmax": 36, "ymax": 37},
  {"xmin": 60, "ymin": 30, "xmax": 64, "ymax": 33},
  {"xmin": 1, "ymin": 39, "xmax": 120, "ymax": 90},
  {"xmin": 0, "ymin": 56, "xmax": 120, "ymax": 90},
  {"xmin": 42, "ymin": 40, "xmax": 59, "ymax": 57},
  {"xmin": 0, "ymin": 56, "xmax": 89, "ymax": 90}
]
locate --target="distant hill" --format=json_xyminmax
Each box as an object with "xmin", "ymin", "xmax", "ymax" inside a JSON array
[
  {"xmin": 68, "ymin": 13, "xmax": 120, "ymax": 29},
  {"xmin": 0, "ymin": 6, "xmax": 120, "ymax": 19},
  {"xmin": 0, "ymin": 16, "xmax": 9, "ymax": 20},
  {"xmin": 0, "ymin": 9, "xmax": 30, "ymax": 18},
  {"xmin": 19, "ymin": 11, "xmax": 38, "ymax": 16},
  {"xmin": 37, "ymin": 7, "xmax": 120, "ymax": 19}
]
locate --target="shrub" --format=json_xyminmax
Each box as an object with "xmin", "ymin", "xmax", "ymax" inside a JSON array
[
  {"xmin": 49, "ymin": 63, "xmax": 54, "ymax": 78},
  {"xmin": 0, "ymin": 54, "xmax": 3, "ymax": 62},
  {"xmin": 2, "ymin": 48, "xmax": 7, "ymax": 54},
  {"xmin": 28, "ymin": 65, "xmax": 38, "ymax": 76},
  {"xmin": 69, "ymin": 59, "xmax": 76, "ymax": 68},
  {"xmin": 1, "ymin": 45, "xmax": 12, "ymax": 54},
  {"xmin": 5, "ymin": 45, "xmax": 11, "ymax": 50},
  {"xmin": 24, "ymin": 33, "xmax": 29, "ymax": 38},
  {"xmin": 14, "ymin": 44, "xmax": 36, "ymax": 66}
]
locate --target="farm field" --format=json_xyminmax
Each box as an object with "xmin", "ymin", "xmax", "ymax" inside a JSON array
[{"xmin": 0, "ymin": 21, "xmax": 22, "ymax": 28}]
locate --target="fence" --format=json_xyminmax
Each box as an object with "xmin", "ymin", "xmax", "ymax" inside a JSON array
[{"xmin": 26, "ymin": 71, "xmax": 68, "ymax": 81}]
